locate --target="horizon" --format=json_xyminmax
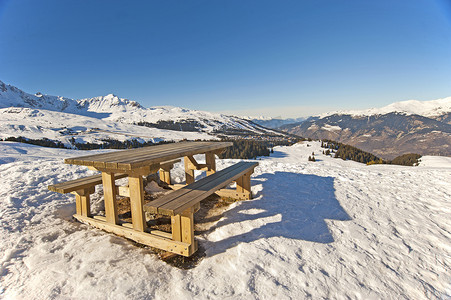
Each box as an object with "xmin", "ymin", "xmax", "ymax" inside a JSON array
[
  {"xmin": 1, "ymin": 1, "xmax": 451, "ymax": 118},
  {"xmin": 2, "ymin": 78, "xmax": 449, "ymax": 119}
]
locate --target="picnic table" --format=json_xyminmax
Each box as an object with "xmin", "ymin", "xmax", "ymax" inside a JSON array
[{"xmin": 48, "ymin": 141, "xmax": 258, "ymax": 256}]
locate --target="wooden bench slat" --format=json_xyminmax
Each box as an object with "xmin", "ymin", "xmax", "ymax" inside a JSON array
[
  {"xmin": 166, "ymin": 163, "xmax": 257, "ymax": 215},
  {"xmin": 143, "ymin": 162, "xmax": 245, "ymax": 211},
  {"xmin": 48, "ymin": 173, "xmax": 129, "ymax": 194},
  {"xmin": 143, "ymin": 161, "xmax": 258, "ymax": 216}
]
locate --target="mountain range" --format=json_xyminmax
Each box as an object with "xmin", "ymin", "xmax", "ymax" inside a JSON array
[
  {"xmin": 0, "ymin": 80, "xmax": 286, "ymax": 147},
  {"xmin": 1, "ymin": 79, "xmax": 450, "ymax": 159},
  {"xmin": 281, "ymin": 98, "xmax": 451, "ymax": 159}
]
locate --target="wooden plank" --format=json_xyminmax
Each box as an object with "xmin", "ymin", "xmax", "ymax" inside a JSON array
[
  {"xmin": 103, "ymin": 144, "xmax": 200, "ymax": 170},
  {"xmin": 64, "ymin": 141, "xmax": 227, "ymax": 169},
  {"xmin": 144, "ymin": 162, "xmax": 258, "ymax": 215},
  {"xmin": 126, "ymin": 142, "xmax": 233, "ymax": 170},
  {"xmin": 65, "ymin": 142, "xmax": 191, "ymax": 166},
  {"xmin": 145, "ymin": 162, "xmax": 248, "ymax": 213},
  {"xmin": 89, "ymin": 164, "xmax": 160, "ymax": 175},
  {"xmin": 93, "ymin": 215, "xmax": 107, "ymax": 221},
  {"xmin": 205, "ymin": 151, "xmax": 216, "ymax": 176},
  {"xmin": 181, "ymin": 210, "xmax": 194, "ymax": 246},
  {"xmin": 215, "ymin": 189, "xmax": 252, "ymax": 200},
  {"xmin": 48, "ymin": 173, "xmax": 128, "ymax": 194},
  {"xmin": 73, "ymin": 215, "xmax": 191, "ymax": 256},
  {"xmin": 76, "ymin": 189, "xmax": 92, "ymax": 217},
  {"xmin": 117, "ymin": 186, "xmax": 130, "ymax": 197},
  {"xmin": 74, "ymin": 193, "xmax": 82, "ymax": 215},
  {"xmin": 159, "ymin": 158, "xmax": 181, "ymax": 171},
  {"xmin": 184, "ymin": 156, "xmax": 195, "ymax": 185},
  {"xmin": 168, "ymin": 164, "xmax": 257, "ymax": 215},
  {"xmin": 117, "ymin": 143, "xmax": 221, "ymax": 170},
  {"xmin": 148, "ymin": 229, "xmax": 172, "ymax": 239},
  {"xmin": 159, "ymin": 169, "xmax": 171, "ymax": 185},
  {"xmin": 236, "ymin": 173, "xmax": 251, "ymax": 194},
  {"xmin": 128, "ymin": 175, "xmax": 147, "ymax": 232},
  {"xmin": 102, "ymin": 172, "xmax": 119, "ymax": 224},
  {"xmin": 67, "ymin": 141, "xmax": 231, "ymax": 170},
  {"xmin": 171, "ymin": 214, "xmax": 182, "ymax": 241},
  {"xmin": 90, "ymin": 142, "xmax": 208, "ymax": 170}
]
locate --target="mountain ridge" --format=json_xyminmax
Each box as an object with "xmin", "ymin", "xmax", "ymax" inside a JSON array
[{"xmin": 0, "ymin": 80, "xmax": 288, "ymax": 147}]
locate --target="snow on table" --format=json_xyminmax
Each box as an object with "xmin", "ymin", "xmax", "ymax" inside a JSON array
[{"xmin": 0, "ymin": 141, "xmax": 450, "ymax": 299}]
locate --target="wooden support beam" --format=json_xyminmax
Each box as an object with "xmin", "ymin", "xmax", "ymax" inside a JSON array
[
  {"xmin": 102, "ymin": 172, "xmax": 119, "ymax": 225},
  {"xmin": 181, "ymin": 210, "xmax": 195, "ymax": 249},
  {"xmin": 205, "ymin": 151, "xmax": 216, "ymax": 176},
  {"xmin": 73, "ymin": 215, "xmax": 192, "ymax": 256},
  {"xmin": 185, "ymin": 155, "xmax": 209, "ymax": 170},
  {"xmin": 89, "ymin": 164, "xmax": 160, "ymax": 176},
  {"xmin": 236, "ymin": 173, "xmax": 251, "ymax": 194},
  {"xmin": 128, "ymin": 174, "xmax": 147, "ymax": 232},
  {"xmin": 117, "ymin": 186, "xmax": 130, "ymax": 197},
  {"xmin": 171, "ymin": 214, "xmax": 182, "ymax": 241},
  {"xmin": 184, "ymin": 156, "xmax": 195, "ymax": 184},
  {"xmin": 215, "ymin": 188, "xmax": 252, "ymax": 200},
  {"xmin": 159, "ymin": 169, "xmax": 171, "ymax": 185},
  {"xmin": 72, "ymin": 187, "xmax": 94, "ymax": 217},
  {"xmin": 171, "ymin": 207, "xmax": 197, "ymax": 256}
]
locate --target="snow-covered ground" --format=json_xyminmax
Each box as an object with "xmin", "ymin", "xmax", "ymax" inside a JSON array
[{"xmin": 0, "ymin": 141, "xmax": 450, "ymax": 299}]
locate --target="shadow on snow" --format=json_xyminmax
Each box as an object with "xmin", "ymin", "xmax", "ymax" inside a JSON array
[{"xmin": 202, "ymin": 171, "xmax": 351, "ymax": 256}]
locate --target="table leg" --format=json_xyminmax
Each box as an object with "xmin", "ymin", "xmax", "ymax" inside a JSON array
[
  {"xmin": 129, "ymin": 174, "xmax": 147, "ymax": 232},
  {"xmin": 205, "ymin": 151, "xmax": 216, "ymax": 176},
  {"xmin": 102, "ymin": 172, "xmax": 119, "ymax": 224},
  {"xmin": 184, "ymin": 156, "xmax": 195, "ymax": 184}
]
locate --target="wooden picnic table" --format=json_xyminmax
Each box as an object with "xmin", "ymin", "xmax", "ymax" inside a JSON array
[{"xmin": 58, "ymin": 141, "xmax": 234, "ymax": 255}]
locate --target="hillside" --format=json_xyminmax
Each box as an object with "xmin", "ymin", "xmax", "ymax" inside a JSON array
[
  {"xmin": 282, "ymin": 98, "xmax": 451, "ymax": 160},
  {"xmin": 0, "ymin": 141, "xmax": 449, "ymax": 299},
  {"xmin": 0, "ymin": 80, "xmax": 286, "ymax": 147}
]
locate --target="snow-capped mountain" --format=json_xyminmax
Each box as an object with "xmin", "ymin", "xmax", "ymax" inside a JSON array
[
  {"xmin": 317, "ymin": 97, "xmax": 451, "ymax": 119},
  {"xmin": 0, "ymin": 80, "xmax": 285, "ymax": 147},
  {"xmin": 282, "ymin": 97, "xmax": 451, "ymax": 159}
]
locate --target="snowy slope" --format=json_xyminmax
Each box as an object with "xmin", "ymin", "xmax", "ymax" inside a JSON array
[
  {"xmin": 318, "ymin": 97, "xmax": 451, "ymax": 118},
  {"xmin": 0, "ymin": 80, "xmax": 282, "ymax": 144},
  {"xmin": 1, "ymin": 141, "xmax": 450, "ymax": 299}
]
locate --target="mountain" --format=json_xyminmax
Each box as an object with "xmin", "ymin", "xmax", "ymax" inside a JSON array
[
  {"xmin": 0, "ymin": 80, "xmax": 287, "ymax": 147},
  {"xmin": 250, "ymin": 116, "xmax": 306, "ymax": 129},
  {"xmin": 282, "ymin": 98, "xmax": 451, "ymax": 160}
]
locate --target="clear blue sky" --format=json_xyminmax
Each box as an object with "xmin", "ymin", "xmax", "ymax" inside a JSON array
[{"xmin": 1, "ymin": 0, "xmax": 451, "ymax": 118}]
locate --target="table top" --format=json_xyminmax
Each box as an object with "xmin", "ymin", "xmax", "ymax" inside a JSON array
[{"xmin": 64, "ymin": 141, "xmax": 232, "ymax": 171}]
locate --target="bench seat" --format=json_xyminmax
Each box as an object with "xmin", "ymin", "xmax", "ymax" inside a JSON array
[
  {"xmin": 144, "ymin": 161, "xmax": 258, "ymax": 216},
  {"xmin": 48, "ymin": 173, "xmax": 128, "ymax": 194}
]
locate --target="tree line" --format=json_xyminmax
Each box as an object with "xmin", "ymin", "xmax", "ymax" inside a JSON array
[{"xmin": 320, "ymin": 140, "xmax": 421, "ymax": 166}]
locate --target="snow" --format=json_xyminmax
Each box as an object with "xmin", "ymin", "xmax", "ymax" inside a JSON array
[
  {"xmin": 1, "ymin": 141, "xmax": 450, "ymax": 299},
  {"xmin": 0, "ymin": 80, "xmax": 282, "ymax": 145},
  {"xmin": 418, "ymin": 155, "xmax": 451, "ymax": 168},
  {"xmin": 321, "ymin": 124, "xmax": 342, "ymax": 132},
  {"xmin": 318, "ymin": 97, "xmax": 451, "ymax": 118}
]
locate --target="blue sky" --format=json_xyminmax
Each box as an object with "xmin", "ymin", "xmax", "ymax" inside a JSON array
[{"xmin": 1, "ymin": 0, "xmax": 451, "ymax": 118}]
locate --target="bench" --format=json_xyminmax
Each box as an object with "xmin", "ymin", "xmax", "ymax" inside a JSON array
[
  {"xmin": 48, "ymin": 159, "xmax": 180, "ymax": 217},
  {"xmin": 143, "ymin": 161, "xmax": 258, "ymax": 255}
]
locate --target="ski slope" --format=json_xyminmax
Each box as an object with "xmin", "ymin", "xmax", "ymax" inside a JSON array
[{"xmin": 0, "ymin": 141, "xmax": 450, "ymax": 299}]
